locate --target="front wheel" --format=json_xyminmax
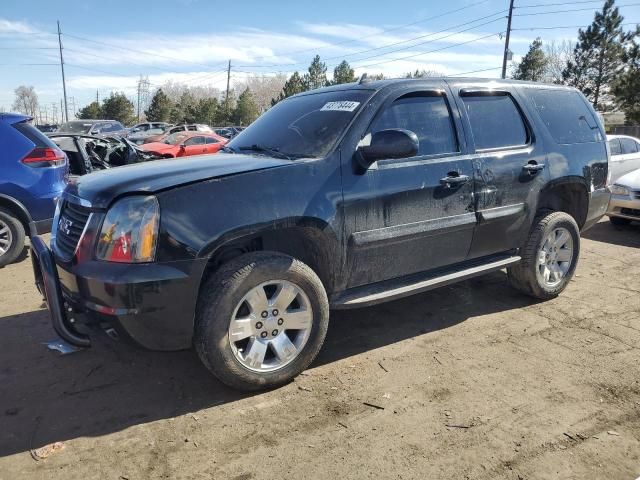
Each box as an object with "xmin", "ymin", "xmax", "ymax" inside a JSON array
[
  {"xmin": 194, "ymin": 252, "xmax": 329, "ymax": 391},
  {"xmin": 508, "ymin": 211, "xmax": 580, "ymax": 300}
]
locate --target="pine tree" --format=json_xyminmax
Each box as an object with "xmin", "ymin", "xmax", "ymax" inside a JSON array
[
  {"xmin": 101, "ymin": 93, "xmax": 135, "ymax": 124},
  {"xmin": 562, "ymin": 0, "xmax": 631, "ymax": 110},
  {"xmin": 612, "ymin": 27, "xmax": 640, "ymax": 124},
  {"xmin": 233, "ymin": 88, "xmax": 260, "ymax": 125},
  {"xmin": 194, "ymin": 97, "xmax": 219, "ymax": 125},
  {"xmin": 332, "ymin": 60, "xmax": 356, "ymax": 84},
  {"xmin": 512, "ymin": 38, "xmax": 548, "ymax": 82},
  {"xmin": 145, "ymin": 89, "xmax": 172, "ymax": 122},
  {"xmin": 77, "ymin": 101, "xmax": 102, "ymax": 119},
  {"xmin": 271, "ymin": 71, "xmax": 308, "ymax": 106},
  {"xmin": 306, "ymin": 55, "xmax": 328, "ymax": 90}
]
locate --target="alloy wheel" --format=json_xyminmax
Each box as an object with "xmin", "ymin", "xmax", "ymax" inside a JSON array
[
  {"xmin": 0, "ymin": 219, "xmax": 13, "ymax": 257},
  {"xmin": 536, "ymin": 227, "xmax": 574, "ymax": 288},
  {"xmin": 228, "ymin": 280, "xmax": 313, "ymax": 373}
]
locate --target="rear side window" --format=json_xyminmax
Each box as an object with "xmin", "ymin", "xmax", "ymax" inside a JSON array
[
  {"xmin": 609, "ymin": 139, "xmax": 622, "ymax": 155},
  {"xmin": 620, "ymin": 138, "xmax": 639, "ymax": 154},
  {"xmin": 13, "ymin": 121, "xmax": 58, "ymax": 148},
  {"xmin": 205, "ymin": 137, "xmax": 219, "ymax": 144},
  {"xmin": 461, "ymin": 94, "xmax": 527, "ymax": 150},
  {"xmin": 371, "ymin": 93, "xmax": 458, "ymax": 156},
  {"xmin": 528, "ymin": 89, "xmax": 601, "ymax": 144},
  {"xmin": 185, "ymin": 136, "xmax": 205, "ymax": 146}
]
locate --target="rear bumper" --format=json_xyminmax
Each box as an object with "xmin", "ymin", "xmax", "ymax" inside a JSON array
[
  {"xmin": 606, "ymin": 194, "xmax": 640, "ymax": 221},
  {"xmin": 31, "ymin": 235, "xmax": 208, "ymax": 351}
]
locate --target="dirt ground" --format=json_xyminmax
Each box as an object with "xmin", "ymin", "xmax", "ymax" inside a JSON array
[{"xmin": 1, "ymin": 219, "xmax": 639, "ymax": 480}]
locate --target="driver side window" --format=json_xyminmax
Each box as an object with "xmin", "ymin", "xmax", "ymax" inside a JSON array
[{"xmin": 371, "ymin": 93, "xmax": 459, "ymax": 157}]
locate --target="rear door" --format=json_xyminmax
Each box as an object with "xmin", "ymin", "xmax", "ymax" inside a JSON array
[
  {"xmin": 449, "ymin": 82, "xmax": 549, "ymax": 259},
  {"xmin": 616, "ymin": 137, "xmax": 640, "ymax": 181},
  {"xmin": 341, "ymin": 83, "xmax": 477, "ymax": 288}
]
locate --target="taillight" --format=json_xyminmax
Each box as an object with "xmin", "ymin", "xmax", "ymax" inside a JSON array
[{"xmin": 21, "ymin": 147, "xmax": 66, "ymax": 167}]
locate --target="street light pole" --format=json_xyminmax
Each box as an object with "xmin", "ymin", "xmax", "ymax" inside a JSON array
[{"xmin": 57, "ymin": 20, "xmax": 69, "ymax": 123}]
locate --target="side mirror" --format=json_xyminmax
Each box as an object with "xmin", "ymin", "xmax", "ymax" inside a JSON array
[
  {"xmin": 355, "ymin": 129, "xmax": 419, "ymax": 170},
  {"xmin": 179, "ymin": 143, "xmax": 186, "ymax": 149}
]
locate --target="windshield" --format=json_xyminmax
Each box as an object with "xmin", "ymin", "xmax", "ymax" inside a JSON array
[
  {"xmin": 164, "ymin": 132, "xmax": 190, "ymax": 145},
  {"xmin": 58, "ymin": 121, "xmax": 94, "ymax": 133},
  {"xmin": 228, "ymin": 89, "xmax": 372, "ymax": 158}
]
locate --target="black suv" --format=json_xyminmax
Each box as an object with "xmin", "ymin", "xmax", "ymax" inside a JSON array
[{"xmin": 31, "ymin": 78, "xmax": 610, "ymax": 391}]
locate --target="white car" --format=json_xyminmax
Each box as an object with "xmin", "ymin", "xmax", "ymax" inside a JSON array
[{"xmin": 607, "ymin": 134, "xmax": 640, "ymax": 184}]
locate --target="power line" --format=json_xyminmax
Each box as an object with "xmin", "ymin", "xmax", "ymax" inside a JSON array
[
  {"xmin": 0, "ymin": 47, "xmax": 57, "ymax": 50},
  {"xmin": 512, "ymin": 21, "xmax": 639, "ymax": 30},
  {"xmin": 449, "ymin": 66, "xmax": 503, "ymax": 76},
  {"xmin": 353, "ymin": 31, "xmax": 502, "ymax": 70},
  {"xmin": 0, "ymin": 63, "xmax": 58, "ymax": 65},
  {"xmin": 516, "ymin": 0, "xmax": 606, "ymax": 7},
  {"xmin": 513, "ymin": 2, "xmax": 640, "ymax": 16},
  {"xmin": 236, "ymin": 10, "xmax": 507, "ymax": 69},
  {"xmin": 62, "ymin": 32, "xmax": 229, "ymax": 71}
]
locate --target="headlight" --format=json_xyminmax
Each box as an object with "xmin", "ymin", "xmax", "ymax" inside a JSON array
[
  {"xmin": 610, "ymin": 184, "xmax": 630, "ymax": 196},
  {"xmin": 96, "ymin": 195, "xmax": 159, "ymax": 263}
]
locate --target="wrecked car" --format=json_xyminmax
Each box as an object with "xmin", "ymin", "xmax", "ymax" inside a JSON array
[
  {"xmin": 48, "ymin": 133, "xmax": 163, "ymax": 175},
  {"xmin": 31, "ymin": 78, "xmax": 610, "ymax": 392}
]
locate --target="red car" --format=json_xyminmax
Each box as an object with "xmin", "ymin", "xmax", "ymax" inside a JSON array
[{"xmin": 141, "ymin": 131, "xmax": 227, "ymax": 158}]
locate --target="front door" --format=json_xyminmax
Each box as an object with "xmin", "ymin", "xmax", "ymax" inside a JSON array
[{"xmin": 341, "ymin": 85, "xmax": 476, "ymax": 289}]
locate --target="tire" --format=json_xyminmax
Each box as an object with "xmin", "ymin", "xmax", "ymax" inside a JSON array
[
  {"xmin": 508, "ymin": 211, "xmax": 580, "ymax": 300},
  {"xmin": 0, "ymin": 208, "xmax": 25, "ymax": 267},
  {"xmin": 609, "ymin": 216, "xmax": 631, "ymax": 226},
  {"xmin": 194, "ymin": 251, "xmax": 329, "ymax": 391}
]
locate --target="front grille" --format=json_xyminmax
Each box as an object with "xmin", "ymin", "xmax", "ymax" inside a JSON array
[{"xmin": 56, "ymin": 201, "xmax": 91, "ymax": 259}]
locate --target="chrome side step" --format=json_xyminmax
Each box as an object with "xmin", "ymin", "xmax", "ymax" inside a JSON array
[{"xmin": 331, "ymin": 255, "xmax": 521, "ymax": 309}]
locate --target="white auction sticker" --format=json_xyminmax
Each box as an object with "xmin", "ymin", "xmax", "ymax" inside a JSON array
[{"xmin": 320, "ymin": 101, "xmax": 360, "ymax": 112}]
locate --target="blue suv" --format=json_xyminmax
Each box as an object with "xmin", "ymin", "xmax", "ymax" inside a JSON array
[{"xmin": 0, "ymin": 113, "xmax": 67, "ymax": 266}]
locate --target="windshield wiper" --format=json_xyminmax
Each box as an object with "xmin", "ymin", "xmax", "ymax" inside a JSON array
[{"xmin": 237, "ymin": 144, "xmax": 297, "ymax": 160}]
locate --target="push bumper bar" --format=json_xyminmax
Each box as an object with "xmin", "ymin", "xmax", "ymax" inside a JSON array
[{"xmin": 30, "ymin": 235, "xmax": 91, "ymax": 347}]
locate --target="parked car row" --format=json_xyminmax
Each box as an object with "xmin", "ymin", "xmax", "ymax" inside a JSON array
[{"xmin": 606, "ymin": 134, "xmax": 640, "ymax": 225}]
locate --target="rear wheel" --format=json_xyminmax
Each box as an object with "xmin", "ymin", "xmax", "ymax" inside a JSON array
[
  {"xmin": 194, "ymin": 252, "xmax": 329, "ymax": 391},
  {"xmin": 609, "ymin": 216, "xmax": 632, "ymax": 226},
  {"xmin": 0, "ymin": 208, "xmax": 25, "ymax": 267},
  {"xmin": 508, "ymin": 211, "xmax": 580, "ymax": 300}
]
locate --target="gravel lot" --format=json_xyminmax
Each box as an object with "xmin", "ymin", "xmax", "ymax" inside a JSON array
[{"xmin": 1, "ymin": 219, "xmax": 639, "ymax": 480}]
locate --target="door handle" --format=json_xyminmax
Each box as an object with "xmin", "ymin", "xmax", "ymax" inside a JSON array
[
  {"xmin": 440, "ymin": 173, "xmax": 470, "ymax": 187},
  {"xmin": 523, "ymin": 162, "xmax": 545, "ymax": 173}
]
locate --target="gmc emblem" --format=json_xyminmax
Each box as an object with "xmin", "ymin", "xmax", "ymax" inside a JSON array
[{"xmin": 59, "ymin": 217, "xmax": 73, "ymax": 236}]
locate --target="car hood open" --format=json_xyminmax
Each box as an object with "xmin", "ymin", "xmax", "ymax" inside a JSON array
[{"xmin": 65, "ymin": 153, "xmax": 292, "ymax": 209}]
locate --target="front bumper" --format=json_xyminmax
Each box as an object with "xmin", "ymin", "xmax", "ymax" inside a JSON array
[
  {"xmin": 31, "ymin": 235, "xmax": 208, "ymax": 351},
  {"xmin": 606, "ymin": 193, "xmax": 640, "ymax": 221}
]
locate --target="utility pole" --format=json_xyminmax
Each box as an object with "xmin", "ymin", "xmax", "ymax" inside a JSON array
[
  {"xmin": 57, "ymin": 20, "xmax": 69, "ymax": 123},
  {"xmin": 137, "ymin": 77, "xmax": 141, "ymax": 121},
  {"xmin": 501, "ymin": 0, "xmax": 515, "ymax": 79},
  {"xmin": 225, "ymin": 60, "xmax": 231, "ymax": 121},
  {"xmin": 96, "ymin": 89, "xmax": 99, "ymax": 104}
]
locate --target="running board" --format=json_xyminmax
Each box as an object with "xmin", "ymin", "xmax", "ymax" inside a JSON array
[{"xmin": 331, "ymin": 255, "xmax": 521, "ymax": 309}]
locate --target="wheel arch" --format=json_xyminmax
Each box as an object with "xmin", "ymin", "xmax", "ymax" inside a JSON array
[
  {"xmin": 0, "ymin": 194, "xmax": 32, "ymax": 234},
  {"xmin": 199, "ymin": 218, "xmax": 341, "ymax": 295},
  {"xmin": 536, "ymin": 177, "xmax": 589, "ymax": 230}
]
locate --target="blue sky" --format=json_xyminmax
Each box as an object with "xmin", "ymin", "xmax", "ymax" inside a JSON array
[{"xmin": 1, "ymin": 0, "xmax": 638, "ymax": 119}]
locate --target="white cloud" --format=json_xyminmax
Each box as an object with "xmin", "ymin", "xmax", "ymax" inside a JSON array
[{"xmin": 0, "ymin": 18, "xmax": 35, "ymax": 34}]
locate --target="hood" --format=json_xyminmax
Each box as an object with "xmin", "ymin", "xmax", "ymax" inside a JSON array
[
  {"xmin": 615, "ymin": 168, "xmax": 640, "ymax": 189},
  {"xmin": 66, "ymin": 153, "xmax": 292, "ymax": 209}
]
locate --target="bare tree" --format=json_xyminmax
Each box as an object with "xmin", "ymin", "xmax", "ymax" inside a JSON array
[
  {"xmin": 544, "ymin": 40, "xmax": 574, "ymax": 84},
  {"xmin": 12, "ymin": 85, "xmax": 39, "ymax": 118},
  {"xmin": 236, "ymin": 74, "xmax": 287, "ymax": 112}
]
